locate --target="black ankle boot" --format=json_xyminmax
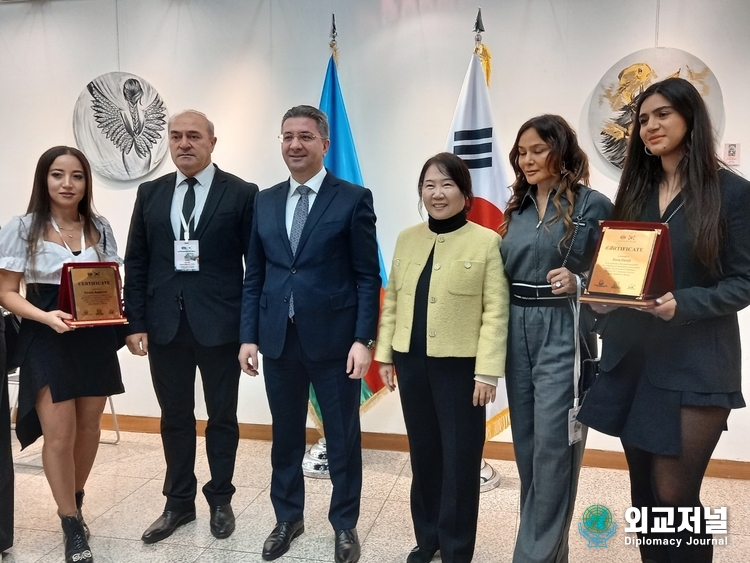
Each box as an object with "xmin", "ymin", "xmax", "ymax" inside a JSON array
[
  {"xmin": 75, "ymin": 491, "xmax": 90, "ymax": 540},
  {"xmin": 60, "ymin": 514, "xmax": 93, "ymax": 563}
]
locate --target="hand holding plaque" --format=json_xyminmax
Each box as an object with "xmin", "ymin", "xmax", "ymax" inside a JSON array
[
  {"xmin": 580, "ymin": 221, "xmax": 674, "ymax": 308},
  {"xmin": 58, "ymin": 262, "xmax": 128, "ymax": 327}
]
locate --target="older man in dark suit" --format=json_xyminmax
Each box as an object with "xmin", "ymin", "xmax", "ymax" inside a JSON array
[
  {"xmin": 239, "ymin": 105, "xmax": 380, "ymax": 563},
  {"xmin": 124, "ymin": 110, "xmax": 258, "ymax": 543}
]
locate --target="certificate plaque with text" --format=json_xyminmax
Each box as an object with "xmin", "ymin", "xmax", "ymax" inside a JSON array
[
  {"xmin": 58, "ymin": 262, "xmax": 128, "ymax": 327},
  {"xmin": 580, "ymin": 221, "xmax": 674, "ymax": 307}
]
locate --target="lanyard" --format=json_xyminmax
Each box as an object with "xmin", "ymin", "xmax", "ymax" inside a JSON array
[
  {"xmin": 50, "ymin": 215, "xmax": 86, "ymax": 254},
  {"xmin": 179, "ymin": 207, "xmax": 197, "ymax": 242}
]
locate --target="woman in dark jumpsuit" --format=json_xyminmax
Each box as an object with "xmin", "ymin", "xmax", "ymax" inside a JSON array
[
  {"xmin": 578, "ymin": 77, "xmax": 750, "ymax": 562},
  {"xmin": 500, "ymin": 115, "xmax": 612, "ymax": 563}
]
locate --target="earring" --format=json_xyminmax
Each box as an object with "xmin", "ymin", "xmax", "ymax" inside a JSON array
[
  {"xmin": 644, "ymin": 146, "xmax": 655, "ymax": 156},
  {"xmin": 560, "ymin": 161, "xmax": 568, "ymax": 176}
]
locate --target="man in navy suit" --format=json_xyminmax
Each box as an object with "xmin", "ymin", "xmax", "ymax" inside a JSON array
[
  {"xmin": 124, "ymin": 110, "xmax": 258, "ymax": 543},
  {"xmin": 239, "ymin": 105, "xmax": 379, "ymax": 563}
]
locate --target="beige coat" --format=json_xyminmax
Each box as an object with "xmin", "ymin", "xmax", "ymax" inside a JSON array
[{"xmin": 375, "ymin": 221, "xmax": 509, "ymax": 379}]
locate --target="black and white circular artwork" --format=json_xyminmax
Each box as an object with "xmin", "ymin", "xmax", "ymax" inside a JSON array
[
  {"xmin": 73, "ymin": 72, "xmax": 168, "ymax": 181},
  {"xmin": 588, "ymin": 48, "xmax": 724, "ymax": 170}
]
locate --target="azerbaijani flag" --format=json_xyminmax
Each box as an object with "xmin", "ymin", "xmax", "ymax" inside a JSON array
[
  {"xmin": 307, "ymin": 55, "xmax": 388, "ymax": 425},
  {"xmin": 445, "ymin": 51, "xmax": 512, "ymax": 439}
]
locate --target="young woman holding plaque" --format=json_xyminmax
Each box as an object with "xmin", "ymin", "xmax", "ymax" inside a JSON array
[
  {"xmin": 500, "ymin": 114, "xmax": 612, "ymax": 563},
  {"xmin": 0, "ymin": 146, "xmax": 124, "ymax": 563},
  {"xmin": 376, "ymin": 152, "xmax": 509, "ymax": 563},
  {"xmin": 578, "ymin": 77, "xmax": 750, "ymax": 562}
]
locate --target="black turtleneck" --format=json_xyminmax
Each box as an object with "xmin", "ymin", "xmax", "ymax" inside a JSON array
[
  {"xmin": 428, "ymin": 209, "xmax": 468, "ymax": 234},
  {"xmin": 409, "ymin": 210, "xmax": 468, "ymax": 355}
]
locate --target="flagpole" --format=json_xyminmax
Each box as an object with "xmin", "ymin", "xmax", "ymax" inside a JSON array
[
  {"xmin": 470, "ymin": 7, "xmax": 503, "ymax": 493},
  {"xmin": 303, "ymin": 13, "xmax": 392, "ymax": 478},
  {"xmin": 301, "ymin": 13, "xmax": 342, "ymax": 480},
  {"xmin": 475, "ymin": 9, "xmax": 501, "ymax": 493}
]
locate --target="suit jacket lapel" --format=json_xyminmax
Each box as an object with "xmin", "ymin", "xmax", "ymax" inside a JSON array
[
  {"xmin": 276, "ymin": 181, "xmax": 294, "ymax": 261},
  {"xmin": 158, "ymin": 173, "xmax": 178, "ymax": 241},
  {"xmin": 193, "ymin": 165, "xmax": 227, "ymax": 239},
  {"xmin": 293, "ymin": 173, "xmax": 338, "ymax": 260}
]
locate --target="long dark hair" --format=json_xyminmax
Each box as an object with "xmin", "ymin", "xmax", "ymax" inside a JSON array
[
  {"xmin": 25, "ymin": 146, "xmax": 100, "ymax": 275},
  {"xmin": 417, "ymin": 152, "xmax": 474, "ymax": 213},
  {"xmin": 613, "ymin": 77, "xmax": 722, "ymax": 276},
  {"xmin": 500, "ymin": 114, "xmax": 590, "ymax": 248}
]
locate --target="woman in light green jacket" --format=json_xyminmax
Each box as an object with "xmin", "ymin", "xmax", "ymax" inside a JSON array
[{"xmin": 376, "ymin": 152, "xmax": 509, "ymax": 563}]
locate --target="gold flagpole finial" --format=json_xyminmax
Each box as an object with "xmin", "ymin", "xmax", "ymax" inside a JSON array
[
  {"xmin": 330, "ymin": 13, "xmax": 339, "ymax": 67},
  {"xmin": 472, "ymin": 7, "xmax": 491, "ymax": 86}
]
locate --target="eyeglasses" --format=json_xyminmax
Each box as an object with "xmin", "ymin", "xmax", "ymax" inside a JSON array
[{"xmin": 278, "ymin": 132, "xmax": 324, "ymax": 144}]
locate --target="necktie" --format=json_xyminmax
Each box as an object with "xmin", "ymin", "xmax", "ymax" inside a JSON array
[
  {"xmin": 289, "ymin": 185, "xmax": 311, "ymax": 255},
  {"xmin": 289, "ymin": 185, "xmax": 311, "ymax": 317},
  {"xmin": 180, "ymin": 177, "xmax": 198, "ymax": 240}
]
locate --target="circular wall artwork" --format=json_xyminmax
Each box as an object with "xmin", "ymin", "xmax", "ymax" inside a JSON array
[
  {"xmin": 588, "ymin": 47, "xmax": 724, "ymax": 169},
  {"xmin": 73, "ymin": 72, "xmax": 169, "ymax": 181}
]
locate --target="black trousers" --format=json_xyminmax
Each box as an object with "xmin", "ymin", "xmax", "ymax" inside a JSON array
[
  {"xmin": 0, "ymin": 316, "xmax": 14, "ymax": 553},
  {"xmin": 393, "ymin": 353, "xmax": 485, "ymax": 563},
  {"xmin": 263, "ymin": 320, "xmax": 362, "ymax": 531},
  {"xmin": 148, "ymin": 312, "xmax": 240, "ymax": 511}
]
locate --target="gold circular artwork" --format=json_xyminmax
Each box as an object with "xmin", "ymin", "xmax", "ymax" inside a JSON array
[{"xmin": 588, "ymin": 47, "xmax": 724, "ymax": 169}]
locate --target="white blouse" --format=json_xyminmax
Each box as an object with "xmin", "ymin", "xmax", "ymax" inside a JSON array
[{"xmin": 0, "ymin": 213, "xmax": 122, "ymax": 285}]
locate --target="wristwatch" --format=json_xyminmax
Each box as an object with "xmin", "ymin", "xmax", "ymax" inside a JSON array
[{"xmin": 355, "ymin": 338, "xmax": 376, "ymax": 350}]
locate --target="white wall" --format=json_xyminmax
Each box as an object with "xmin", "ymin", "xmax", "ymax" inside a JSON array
[{"xmin": 1, "ymin": 0, "xmax": 749, "ymax": 461}]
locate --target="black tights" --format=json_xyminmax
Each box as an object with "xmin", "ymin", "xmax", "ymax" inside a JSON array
[{"xmin": 623, "ymin": 405, "xmax": 729, "ymax": 563}]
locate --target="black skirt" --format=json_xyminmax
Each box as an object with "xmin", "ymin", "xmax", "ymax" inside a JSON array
[
  {"xmin": 14, "ymin": 284, "xmax": 124, "ymax": 449},
  {"xmin": 578, "ymin": 345, "xmax": 745, "ymax": 456}
]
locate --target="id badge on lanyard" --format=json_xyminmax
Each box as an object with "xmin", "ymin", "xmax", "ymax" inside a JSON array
[{"xmin": 174, "ymin": 209, "xmax": 200, "ymax": 272}]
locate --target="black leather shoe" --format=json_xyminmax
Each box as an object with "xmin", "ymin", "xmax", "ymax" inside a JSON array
[
  {"xmin": 141, "ymin": 510, "xmax": 196, "ymax": 544},
  {"xmin": 406, "ymin": 545, "xmax": 438, "ymax": 563},
  {"xmin": 262, "ymin": 520, "xmax": 305, "ymax": 561},
  {"xmin": 209, "ymin": 504, "xmax": 235, "ymax": 539},
  {"xmin": 335, "ymin": 528, "xmax": 360, "ymax": 563}
]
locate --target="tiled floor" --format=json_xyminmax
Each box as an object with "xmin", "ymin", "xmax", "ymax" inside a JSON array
[{"xmin": 4, "ymin": 431, "xmax": 750, "ymax": 562}]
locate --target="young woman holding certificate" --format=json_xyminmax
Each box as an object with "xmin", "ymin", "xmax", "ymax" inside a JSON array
[
  {"xmin": 500, "ymin": 115, "xmax": 612, "ymax": 563},
  {"xmin": 578, "ymin": 77, "xmax": 750, "ymax": 562},
  {"xmin": 0, "ymin": 146, "xmax": 124, "ymax": 563}
]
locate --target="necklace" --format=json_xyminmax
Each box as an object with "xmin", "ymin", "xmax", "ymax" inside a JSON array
[
  {"xmin": 659, "ymin": 177, "xmax": 681, "ymax": 216},
  {"xmin": 52, "ymin": 215, "xmax": 82, "ymax": 239},
  {"xmin": 664, "ymin": 201, "xmax": 685, "ymax": 223},
  {"xmin": 535, "ymin": 189, "xmax": 551, "ymax": 222},
  {"xmin": 58, "ymin": 227, "xmax": 79, "ymax": 239}
]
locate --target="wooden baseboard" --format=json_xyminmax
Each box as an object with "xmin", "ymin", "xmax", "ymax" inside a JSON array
[{"xmin": 100, "ymin": 414, "xmax": 750, "ymax": 480}]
